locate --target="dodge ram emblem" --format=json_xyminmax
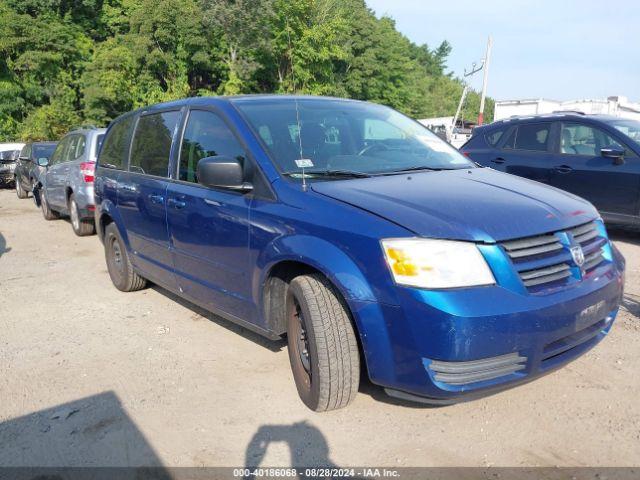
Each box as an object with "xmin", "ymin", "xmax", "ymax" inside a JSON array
[{"xmin": 570, "ymin": 245, "xmax": 585, "ymax": 267}]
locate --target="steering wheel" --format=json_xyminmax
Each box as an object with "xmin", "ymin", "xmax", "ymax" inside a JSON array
[{"xmin": 358, "ymin": 142, "xmax": 390, "ymax": 156}]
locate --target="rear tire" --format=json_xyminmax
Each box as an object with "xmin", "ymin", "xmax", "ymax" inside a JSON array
[
  {"xmin": 286, "ymin": 274, "xmax": 360, "ymax": 411},
  {"xmin": 104, "ymin": 223, "xmax": 147, "ymax": 292},
  {"xmin": 15, "ymin": 178, "xmax": 28, "ymax": 199},
  {"xmin": 40, "ymin": 189, "xmax": 60, "ymax": 220},
  {"xmin": 69, "ymin": 194, "xmax": 95, "ymax": 236}
]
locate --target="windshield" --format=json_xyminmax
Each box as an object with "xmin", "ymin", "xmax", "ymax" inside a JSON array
[
  {"xmin": 607, "ymin": 119, "xmax": 640, "ymax": 143},
  {"xmin": 234, "ymin": 98, "xmax": 474, "ymax": 179},
  {"xmin": 33, "ymin": 144, "xmax": 57, "ymax": 160},
  {"xmin": 0, "ymin": 149, "xmax": 20, "ymax": 160}
]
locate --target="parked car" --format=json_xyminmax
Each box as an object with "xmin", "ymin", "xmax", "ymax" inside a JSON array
[
  {"xmin": 38, "ymin": 127, "xmax": 106, "ymax": 236},
  {"xmin": 0, "ymin": 143, "xmax": 25, "ymax": 187},
  {"xmin": 14, "ymin": 141, "xmax": 57, "ymax": 200},
  {"xmin": 462, "ymin": 113, "xmax": 640, "ymax": 226},
  {"xmin": 94, "ymin": 96, "xmax": 624, "ymax": 411}
]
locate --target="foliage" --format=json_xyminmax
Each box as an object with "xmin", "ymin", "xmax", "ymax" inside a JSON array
[{"xmin": 0, "ymin": 0, "xmax": 493, "ymax": 141}]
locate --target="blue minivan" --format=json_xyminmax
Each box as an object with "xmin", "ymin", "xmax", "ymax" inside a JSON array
[
  {"xmin": 95, "ymin": 96, "xmax": 625, "ymax": 411},
  {"xmin": 462, "ymin": 113, "xmax": 640, "ymax": 226}
]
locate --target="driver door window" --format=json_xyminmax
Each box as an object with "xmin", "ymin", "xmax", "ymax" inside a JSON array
[
  {"xmin": 179, "ymin": 110, "xmax": 247, "ymax": 184},
  {"xmin": 560, "ymin": 123, "xmax": 631, "ymax": 157}
]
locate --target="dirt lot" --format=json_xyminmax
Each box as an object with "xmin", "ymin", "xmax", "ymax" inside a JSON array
[{"xmin": 1, "ymin": 187, "xmax": 639, "ymax": 468}]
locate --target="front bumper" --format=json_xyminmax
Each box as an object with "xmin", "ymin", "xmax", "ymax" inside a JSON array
[{"xmin": 354, "ymin": 244, "xmax": 625, "ymax": 403}]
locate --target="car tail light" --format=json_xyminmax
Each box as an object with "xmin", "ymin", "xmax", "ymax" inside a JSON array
[{"xmin": 80, "ymin": 162, "xmax": 95, "ymax": 183}]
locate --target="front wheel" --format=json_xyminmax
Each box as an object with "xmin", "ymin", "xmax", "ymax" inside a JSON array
[
  {"xmin": 15, "ymin": 178, "xmax": 28, "ymax": 199},
  {"xmin": 40, "ymin": 189, "xmax": 59, "ymax": 220},
  {"xmin": 69, "ymin": 194, "xmax": 95, "ymax": 236},
  {"xmin": 286, "ymin": 274, "xmax": 360, "ymax": 411}
]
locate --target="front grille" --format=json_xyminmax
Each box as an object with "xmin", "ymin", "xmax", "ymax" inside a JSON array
[
  {"xmin": 500, "ymin": 221, "xmax": 608, "ymax": 292},
  {"xmin": 428, "ymin": 352, "xmax": 527, "ymax": 385},
  {"xmin": 542, "ymin": 317, "xmax": 609, "ymax": 365},
  {"xmin": 519, "ymin": 262, "xmax": 571, "ymax": 287}
]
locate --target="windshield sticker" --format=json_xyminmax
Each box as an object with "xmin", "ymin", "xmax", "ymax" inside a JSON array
[{"xmin": 295, "ymin": 159, "xmax": 314, "ymax": 168}]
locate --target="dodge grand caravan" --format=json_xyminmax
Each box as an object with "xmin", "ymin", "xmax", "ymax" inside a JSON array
[{"xmin": 94, "ymin": 96, "xmax": 625, "ymax": 411}]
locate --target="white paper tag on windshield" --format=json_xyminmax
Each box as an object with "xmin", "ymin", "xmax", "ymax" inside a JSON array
[{"xmin": 295, "ymin": 159, "xmax": 314, "ymax": 168}]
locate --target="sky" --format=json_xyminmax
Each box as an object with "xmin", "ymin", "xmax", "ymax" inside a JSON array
[{"xmin": 366, "ymin": 0, "xmax": 640, "ymax": 102}]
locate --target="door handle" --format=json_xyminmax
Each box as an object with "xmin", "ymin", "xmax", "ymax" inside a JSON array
[
  {"xmin": 491, "ymin": 157, "xmax": 505, "ymax": 164},
  {"xmin": 148, "ymin": 194, "xmax": 164, "ymax": 204},
  {"xmin": 554, "ymin": 165, "xmax": 573, "ymax": 174},
  {"xmin": 120, "ymin": 183, "xmax": 137, "ymax": 192},
  {"xmin": 167, "ymin": 198, "xmax": 187, "ymax": 209}
]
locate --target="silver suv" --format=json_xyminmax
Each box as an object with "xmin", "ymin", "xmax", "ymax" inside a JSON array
[{"xmin": 38, "ymin": 127, "xmax": 106, "ymax": 236}]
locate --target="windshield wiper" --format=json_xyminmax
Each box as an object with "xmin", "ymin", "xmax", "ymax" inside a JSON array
[{"xmin": 283, "ymin": 169, "xmax": 372, "ymax": 178}]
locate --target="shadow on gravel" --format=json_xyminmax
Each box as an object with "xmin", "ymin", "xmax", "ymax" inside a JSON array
[
  {"xmin": 0, "ymin": 391, "xmax": 165, "ymax": 469},
  {"xmin": 0, "ymin": 231, "xmax": 11, "ymax": 258},
  {"xmin": 244, "ymin": 421, "xmax": 336, "ymax": 470},
  {"xmin": 622, "ymin": 293, "xmax": 640, "ymax": 320},
  {"xmin": 151, "ymin": 284, "xmax": 286, "ymax": 353}
]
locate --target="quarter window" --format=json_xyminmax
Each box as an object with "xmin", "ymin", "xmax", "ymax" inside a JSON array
[
  {"xmin": 99, "ymin": 116, "xmax": 135, "ymax": 170},
  {"xmin": 130, "ymin": 111, "xmax": 180, "ymax": 177},
  {"xmin": 179, "ymin": 110, "xmax": 246, "ymax": 183},
  {"xmin": 560, "ymin": 123, "xmax": 629, "ymax": 156},
  {"xmin": 485, "ymin": 127, "xmax": 506, "ymax": 146}
]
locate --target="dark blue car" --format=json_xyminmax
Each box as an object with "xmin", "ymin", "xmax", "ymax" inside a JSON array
[
  {"xmin": 94, "ymin": 96, "xmax": 625, "ymax": 411},
  {"xmin": 462, "ymin": 113, "xmax": 640, "ymax": 226}
]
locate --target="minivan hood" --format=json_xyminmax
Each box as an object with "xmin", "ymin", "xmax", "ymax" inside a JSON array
[{"xmin": 311, "ymin": 168, "xmax": 598, "ymax": 242}]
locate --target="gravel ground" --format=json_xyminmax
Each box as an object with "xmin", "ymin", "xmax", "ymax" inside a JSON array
[{"xmin": 1, "ymin": 187, "xmax": 639, "ymax": 468}]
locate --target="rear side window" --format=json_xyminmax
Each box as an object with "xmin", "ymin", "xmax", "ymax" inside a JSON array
[
  {"xmin": 179, "ymin": 110, "xmax": 246, "ymax": 183},
  {"xmin": 485, "ymin": 127, "xmax": 506, "ymax": 146},
  {"xmin": 504, "ymin": 123, "xmax": 550, "ymax": 152},
  {"xmin": 99, "ymin": 116, "xmax": 135, "ymax": 170},
  {"xmin": 130, "ymin": 111, "xmax": 180, "ymax": 177}
]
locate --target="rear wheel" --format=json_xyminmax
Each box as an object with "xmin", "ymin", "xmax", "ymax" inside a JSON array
[
  {"xmin": 286, "ymin": 274, "xmax": 360, "ymax": 411},
  {"xmin": 104, "ymin": 223, "xmax": 147, "ymax": 292},
  {"xmin": 69, "ymin": 194, "xmax": 95, "ymax": 236},
  {"xmin": 40, "ymin": 189, "xmax": 59, "ymax": 220},
  {"xmin": 15, "ymin": 177, "xmax": 28, "ymax": 199}
]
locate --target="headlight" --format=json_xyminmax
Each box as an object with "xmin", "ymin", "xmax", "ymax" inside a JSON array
[{"xmin": 381, "ymin": 238, "xmax": 495, "ymax": 289}]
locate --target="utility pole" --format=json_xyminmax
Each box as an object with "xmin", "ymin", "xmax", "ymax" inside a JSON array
[
  {"xmin": 453, "ymin": 61, "xmax": 483, "ymax": 135},
  {"xmin": 478, "ymin": 35, "xmax": 493, "ymax": 126}
]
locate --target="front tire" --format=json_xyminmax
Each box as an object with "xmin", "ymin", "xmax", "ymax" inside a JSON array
[
  {"xmin": 286, "ymin": 274, "xmax": 360, "ymax": 411},
  {"xmin": 40, "ymin": 189, "xmax": 60, "ymax": 220},
  {"xmin": 15, "ymin": 178, "xmax": 28, "ymax": 199},
  {"xmin": 104, "ymin": 223, "xmax": 147, "ymax": 292},
  {"xmin": 69, "ymin": 194, "xmax": 95, "ymax": 236}
]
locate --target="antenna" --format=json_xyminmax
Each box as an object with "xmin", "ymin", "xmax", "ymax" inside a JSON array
[{"xmin": 286, "ymin": 17, "xmax": 308, "ymax": 191}]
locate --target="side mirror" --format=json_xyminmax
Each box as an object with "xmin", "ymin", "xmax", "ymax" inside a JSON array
[
  {"xmin": 197, "ymin": 156, "xmax": 253, "ymax": 192},
  {"xmin": 601, "ymin": 147, "xmax": 625, "ymax": 165},
  {"xmin": 37, "ymin": 157, "xmax": 49, "ymax": 167}
]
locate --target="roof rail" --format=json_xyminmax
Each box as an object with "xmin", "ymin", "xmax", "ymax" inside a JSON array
[
  {"xmin": 551, "ymin": 110, "xmax": 585, "ymax": 115},
  {"xmin": 70, "ymin": 124, "xmax": 98, "ymax": 131}
]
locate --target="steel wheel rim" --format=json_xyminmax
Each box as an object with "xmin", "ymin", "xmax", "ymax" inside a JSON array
[
  {"xmin": 292, "ymin": 298, "xmax": 311, "ymax": 375},
  {"xmin": 70, "ymin": 200, "xmax": 80, "ymax": 230},
  {"xmin": 111, "ymin": 237, "xmax": 124, "ymax": 274}
]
